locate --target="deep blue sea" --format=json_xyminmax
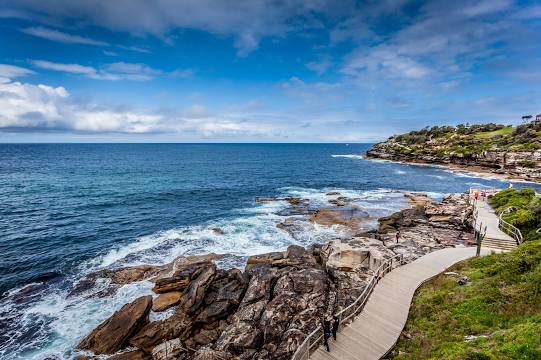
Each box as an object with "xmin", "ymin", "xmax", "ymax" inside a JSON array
[{"xmin": 0, "ymin": 143, "xmax": 538, "ymax": 359}]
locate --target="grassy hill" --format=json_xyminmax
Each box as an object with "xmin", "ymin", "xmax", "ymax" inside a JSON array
[
  {"xmin": 366, "ymin": 123, "xmax": 541, "ymax": 181},
  {"xmin": 390, "ymin": 239, "xmax": 541, "ymax": 359}
]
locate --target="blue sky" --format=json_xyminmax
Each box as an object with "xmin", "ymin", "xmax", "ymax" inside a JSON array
[{"xmin": 0, "ymin": 0, "xmax": 541, "ymax": 142}]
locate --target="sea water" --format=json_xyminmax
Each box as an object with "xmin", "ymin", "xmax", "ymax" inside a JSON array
[{"xmin": 0, "ymin": 143, "xmax": 537, "ymax": 359}]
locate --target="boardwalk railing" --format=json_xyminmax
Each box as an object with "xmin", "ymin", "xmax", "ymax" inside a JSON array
[
  {"xmin": 291, "ymin": 253, "xmax": 406, "ymax": 360},
  {"xmin": 498, "ymin": 208, "xmax": 524, "ymax": 245}
]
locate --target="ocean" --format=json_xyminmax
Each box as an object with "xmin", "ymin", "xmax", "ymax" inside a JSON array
[{"xmin": 0, "ymin": 143, "xmax": 537, "ymax": 359}]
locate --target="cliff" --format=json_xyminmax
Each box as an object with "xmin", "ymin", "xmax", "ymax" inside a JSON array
[{"xmin": 365, "ymin": 123, "xmax": 541, "ymax": 182}]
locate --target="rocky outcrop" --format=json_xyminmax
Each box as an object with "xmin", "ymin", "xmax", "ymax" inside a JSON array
[
  {"xmin": 77, "ymin": 192, "xmax": 474, "ymax": 359},
  {"xmin": 78, "ymin": 295, "xmax": 152, "ymax": 354},
  {"xmin": 366, "ymin": 139, "xmax": 541, "ymax": 182}
]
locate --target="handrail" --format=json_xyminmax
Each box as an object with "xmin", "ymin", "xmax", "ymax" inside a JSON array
[
  {"xmin": 291, "ymin": 253, "xmax": 406, "ymax": 360},
  {"xmin": 498, "ymin": 208, "xmax": 524, "ymax": 245}
]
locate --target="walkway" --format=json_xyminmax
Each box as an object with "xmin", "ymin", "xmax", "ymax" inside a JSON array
[
  {"xmin": 311, "ymin": 247, "xmax": 488, "ymax": 360},
  {"xmin": 474, "ymin": 199, "xmax": 517, "ymax": 251}
]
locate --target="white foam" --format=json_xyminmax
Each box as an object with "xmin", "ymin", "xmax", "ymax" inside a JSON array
[{"xmin": 331, "ymin": 154, "xmax": 364, "ymax": 159}]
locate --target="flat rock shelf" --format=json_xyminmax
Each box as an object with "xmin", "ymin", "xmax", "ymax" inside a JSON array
[{"xmin": 311, "ymin": 246, "xmax": 490, "ymax": 360}]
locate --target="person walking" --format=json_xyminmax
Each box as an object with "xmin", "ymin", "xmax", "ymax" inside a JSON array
[
  {"xmin": 396, "ymin": 229, "xmax": 401, "ymax": 243},
  {"xmin": 321, "ymin": 317, "xmax": 331, "ymax": 352},
  {"xmin": 331, "ymin": 315, "xmax": 340, "ymax": 341}
]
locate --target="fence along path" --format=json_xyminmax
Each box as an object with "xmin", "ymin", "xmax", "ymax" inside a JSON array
[{"xmin": 309, "ymin": 247, "xmax": 488, "ymax": 360}]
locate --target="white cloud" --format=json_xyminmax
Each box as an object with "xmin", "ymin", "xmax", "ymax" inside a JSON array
[
  {"xmin": 30, "ymin": 60, "xmax": 190, "ymax": 81},
  {"xmin": 21, "ymin": 26, "xmax": 109, "ymax": 46},
  {"xmin": 30, "ymin": 60, "xmax": 96, "ymax": 75},
  {"xmin": 0, "ymin": 64, "xmax": 34, "ymax": 79}
]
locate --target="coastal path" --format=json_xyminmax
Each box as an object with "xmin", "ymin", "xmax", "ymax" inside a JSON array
[
  {"xmin": 471, "ymin": 189, "xmax": 522, "ymax": 251},
  {"xmin": 309, "ymin": 247, "xmax": 488, "ymax": 360}
]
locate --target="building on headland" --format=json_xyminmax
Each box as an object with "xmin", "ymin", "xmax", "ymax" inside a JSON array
[{"xmin": 536, "ymin": 114, "xmax": 541, "ymax": 123}]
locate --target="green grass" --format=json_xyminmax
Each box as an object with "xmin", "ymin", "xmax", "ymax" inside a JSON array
[
  {"xmin": 473, "ymin": 126, "xmax": 513, "ymax": 138},
  {"xmin": 389, "ymin": 240, "xmax": 541, "ymax": 360}
]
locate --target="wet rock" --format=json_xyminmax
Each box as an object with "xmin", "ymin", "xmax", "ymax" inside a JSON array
[
  {"xmin": 326, "ymin": 191, "xmax": 340, "ymax": 196},
  {"xmin": 129, "ymin": 311, "xmax": 193, "ymax": 353},
  {"xmin": 152, "ymin": 292, "xmax": 183, "ymax": 312},
  {"xmin": 246, "ymin": 252, "xmax": 284, "ymax": 268},
  {"xmin": 210, "ymin": 227, "xmax": 225, "ymax": 235},
  {"xmin": 151, "ymin": 338, "xmax": 185, "ymax": 360},
  {"xmin": 78, "ymin": 295, "xmax": 152, "ymax": 354}
]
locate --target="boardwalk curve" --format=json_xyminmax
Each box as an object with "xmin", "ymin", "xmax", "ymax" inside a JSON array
[{"xmin": 310, "ymin": 247, "xmax": 488, "ymax": 360}]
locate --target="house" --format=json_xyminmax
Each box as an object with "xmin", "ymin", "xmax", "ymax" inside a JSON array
[{"xmin": 536, "ymin": 114, "xmax": 541, "ymax": 123}]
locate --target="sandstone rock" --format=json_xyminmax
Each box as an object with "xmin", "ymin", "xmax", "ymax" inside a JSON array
[
  {"xmin": 246, "ymin": 252, "xmax": 284, "ymax": 267},
  {"xmin": 180, "ymin": 263, "xmax": 217, "ymax": 314},
  {"xmin": 322, "ymin": 240, "xmax": 371, "ymax": 271},
  {"xmin": 151, "ymin": 338, "xmax": 185, "ymax": 360},
  {"xmin": 192, "ymin": 349, "xmax": 234, "ymax": 360},
  {"xmin": 210, "ymin": 227, "xmax": 225, "ymax": 235},
  {"xmin": 101, "ymin": 265, "xmax": 168, "ymax": 285},
  {"xmin": 152, "ymin": 292, "xmax": 183, "ymax": 312},
  {"xmin": 78, "ymin": 295, "xmax": 152, "ymax": 354},
  {"xmin": 108, "ymin": 350, "xmax": 148, "ymax": 360},
  {"xmin": 129, "ymin": 311, "xmax": 193, "ymax": 353},
  {"xmin": 326, "ymin": 191, "xmax": 340, "ymax": 196},
  {"xmin": 152, "ymin": 261, "xmax": 212, "ymax": 294}
]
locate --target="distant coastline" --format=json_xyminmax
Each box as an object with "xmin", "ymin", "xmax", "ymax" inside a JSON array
[{"xmin": 365, "ymin": 123, "xmax": 541, "ymax": 184}]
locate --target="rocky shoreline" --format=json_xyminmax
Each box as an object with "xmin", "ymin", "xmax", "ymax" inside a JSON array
[
  {"xmin": 366, "ymin": 140, "xmax": 541, "ymax": 183},
  {"xmin": 75, "ymin": 192, "xmax": 475, "ymax": 360}
]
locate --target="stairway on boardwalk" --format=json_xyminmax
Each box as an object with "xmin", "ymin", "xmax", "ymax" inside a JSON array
[
  {"xmin": 474, "ymin": 199, "xmax": 518, "ymax": 251},
  {"xmin": 310, "ymin": 247, "xmax": 489, "ymax": 360}
]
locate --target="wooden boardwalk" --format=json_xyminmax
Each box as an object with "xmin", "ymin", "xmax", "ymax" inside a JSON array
[
  {"xmin": 474, "ymin": 199, "xmax": 517, "ymax": 251},
  {"xmin": 311, "ymin": 247, "xmax": 488, "ymax": 360}
]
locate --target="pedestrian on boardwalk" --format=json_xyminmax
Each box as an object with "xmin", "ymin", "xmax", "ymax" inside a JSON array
[
  {"xmin": 321, "ymin": 317, "xmax": 331, "ymax": 352},
  {"xmin": 396, "ymin": 229, "xmax": 401, "ymax": 243},
  {"xmin": 332, "ymin": 315, "xmax": 340, "ymax": 341}
]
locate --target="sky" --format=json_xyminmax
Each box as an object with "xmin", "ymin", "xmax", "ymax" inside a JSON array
[{"xmin": 0, "ymin": 0, "xmax": 541, "ymax": 143}]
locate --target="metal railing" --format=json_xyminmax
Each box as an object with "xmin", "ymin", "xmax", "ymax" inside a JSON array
[
  {"xmin": 498, "ymin": 208, "xmax": 524, "ymax": 245},
  {"xmin": 291, "ymin": 253, "xmax": 406, "ymax": 360}
]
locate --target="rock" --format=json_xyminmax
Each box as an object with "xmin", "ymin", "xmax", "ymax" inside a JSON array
[
  {"xmin": 101, "ymin": 265, "xmax": 168, "ymax": 285},
  {"xmin": 328, "ymin": 196, "xmax": 350, "ymax": 206},
  {"xmin": 129, "ymin": 311, "xmax": 193, "ymax": 353},
  {"xmin": 215, "ymin": 321, "xmax": 263, "ymax": 353},
  {"xmin": 78, "ymin": 295, "xmax": 152, "ymax": 354},
  {"xmin": 322, "ymin": 240, "xmax": 371, "ymax": 271},
  {"xmin": 210, "ymin": 227, "xmax": 225, "ymax": 235},
  {"xmin": 152, "ymin": 261, "xmax": 212, "ymax": 294},
  {"xmin": 180, "ymin": 263, "xmax": 217, "ymax": 314},
  {"xmin": 241, "ymin": 266, "xmax": 279, "ymax": 305},
  {"xmin": 151, "ymin": 338, "xmax": 185, "ymax": 360},
  {"xmin": 108, "ymin": 350, "xmax": 149, "ymax": 360},
  {"xmin": 152, "ymin": 292, "xmax": 183, "ymax": 312},
  {"xmin": 192, "ymin": 349, "xmax": 234, "ymax": 360},
  {"xmin": 246, "ymin": 252, "xmax": 284, "ymax": 267},
  {"xmin": 326, "ymin": 191, "xmax": 340, "ymax": 196},
  {"xmin": 196, "ymin": 269, "xmax": 247, "ymax": 323}
]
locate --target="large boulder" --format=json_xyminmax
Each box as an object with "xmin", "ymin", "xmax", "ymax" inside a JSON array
[
  {"xmin": 129, "ymin": 311, "xmax": 193, "ymax": 353},
  {"xmin": 78, "ymin": 295, "xmax": 152, "ymax": 354},
  {"xmin": 108, "ymin": 350, "xmax": 148, "ymax": 360}
]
